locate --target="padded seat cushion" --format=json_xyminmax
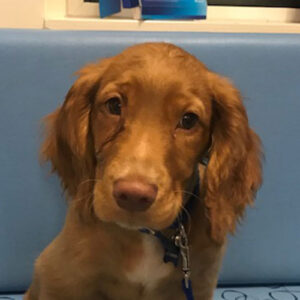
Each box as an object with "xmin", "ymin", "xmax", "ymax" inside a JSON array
[
  {"xmin": 1, "ymin": 29, "xmax": 300, "ymax": 292},
  {"xmin": 2, "ymin": 286, "xmax": 300, "ymax": 299},
  {"xmin": 215, "ymin": 286, "xmax": 300, "ymax": 299}
]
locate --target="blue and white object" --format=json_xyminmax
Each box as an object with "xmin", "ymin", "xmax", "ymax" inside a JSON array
[
  {"xmin": 123, "ymin": 0, "xmax": 139, "ymax": 8},
  {"xmin": 141, "ymin": 0, "xmax": 207, "ymax": 19},
  {"xmin": 99, "ymin": 0, "xmax": 206, "ymax": 19},
  {"xmin": 99, "ymin": 0, "xmax": 140, "ymax": 18},
  {"xmin": 99, "ymin": 0, "xmax": 121, "ymax": 18}
]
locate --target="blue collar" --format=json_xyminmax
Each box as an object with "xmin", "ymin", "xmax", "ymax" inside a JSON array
[
  {"xmin": 140, "ymin": 178, "xmax": 200, "ymax": 300},
  {"xmin": 140, "ymin": 149, "xmax": 209, "ymax": 300},
  {"xmin": 140, "ymin": 179, "xmax": 199, "ymax": 264}
]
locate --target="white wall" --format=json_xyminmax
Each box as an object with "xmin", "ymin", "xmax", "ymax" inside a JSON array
[{"xmin": 0, "ymin": 0, "xmax": 44, "ymax": 29}]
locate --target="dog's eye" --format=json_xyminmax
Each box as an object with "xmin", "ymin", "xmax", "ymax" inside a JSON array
[
  {"xmin": 178, "ymin": 113, "xmax": 199, "ymax": 130},
  {"xmin": 105, "ymin": 97, "xmax": 122, "ymax": 115}
]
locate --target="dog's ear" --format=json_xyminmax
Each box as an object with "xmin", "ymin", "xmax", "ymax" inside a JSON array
[
  {"xmin": 204, "ymin": 72, "xmax": 263, "ymax": 243},
  {"xmin": 41, "ymin": 59, "xmax": 111, "ymax": 198}
]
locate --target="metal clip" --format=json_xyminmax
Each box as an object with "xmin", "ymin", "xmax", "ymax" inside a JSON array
[{"xmin": 175, "ymin": 223, "xmax": 191, "ymax": 289}]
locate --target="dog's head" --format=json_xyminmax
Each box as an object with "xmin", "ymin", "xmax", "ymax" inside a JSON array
[{"xmin": 42, "ymin": 43, "xmax": 262, "ymax": 243}]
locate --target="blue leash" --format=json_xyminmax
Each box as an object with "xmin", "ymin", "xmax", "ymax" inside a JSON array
[
  {"xmin": 140, "ymin": 180, "xmax": 200, "ymax": 300},
  {"xmin": 140, "ymin": 153, "xmax": 208, "ymax": 299},
  {"xmin": 182, "ymin": 279, "xmax": 194, "ymax": 300},
  {"xmin": 141, "ymin": 221, "xmax": 195, "ymax": 300}
]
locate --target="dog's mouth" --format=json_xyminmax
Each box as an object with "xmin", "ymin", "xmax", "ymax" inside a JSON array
[
  {"xmin": 115, "ymin": 221, "xmax": 145, "ymax": 231},
  {"xmin": 114, "ymin": 204, "xmax": 181, "ymax": 231},
  {"xmin": 93, "ymin": 188, "xmax": 183, "ymax": 231}
]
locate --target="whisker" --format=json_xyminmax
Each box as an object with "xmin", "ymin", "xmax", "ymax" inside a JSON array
[
  {"xmin": 73, "ymin": 192, "xmax": 94, "ymax": 204},
  {"xmin": 179, "ymin": 204, "xmax": 192, "ymax": 235},
  {"xmin": 172, "ymin": 189, "xmax": 203, "ymax": 235},
  {"xmin": 174, "ymin": 190, "xmax": 202, "ymax": 202},
  {"xmin": 78, "ymin": 179, "xmax": 101, "ymax": 188}
]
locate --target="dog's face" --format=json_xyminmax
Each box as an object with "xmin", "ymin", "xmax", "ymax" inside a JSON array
[
  {"xmin": 43, "ymin": 43, "xmax": 262, "ymax": 242},
  {"xmin": 91, "ymin": 45, "xmax": 211, "ymax": 230}
]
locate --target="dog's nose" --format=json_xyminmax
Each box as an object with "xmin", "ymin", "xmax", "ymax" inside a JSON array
[{"xmin": 113, "ymin": 179, "xmax": 158, "ymax": 212}]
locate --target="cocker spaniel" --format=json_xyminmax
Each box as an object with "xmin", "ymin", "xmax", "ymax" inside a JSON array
[{"xmin": 25, "ymin": 43, "xmax": 262, "ymax": 300}]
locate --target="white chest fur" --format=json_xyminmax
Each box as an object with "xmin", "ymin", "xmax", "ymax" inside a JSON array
[{"xmin": 125, "ymin": 234, "xmax": 174, "ymax": 290}]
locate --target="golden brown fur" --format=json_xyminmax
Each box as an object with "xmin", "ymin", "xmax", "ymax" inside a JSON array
[{"xmin": 25, "ymin": 43, "xmax": 262, "ymax": 300}]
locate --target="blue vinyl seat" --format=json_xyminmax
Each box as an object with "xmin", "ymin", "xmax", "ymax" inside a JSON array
[{"xmin": 0, "ymin": 30, "xmax": 299, "ymax": 299}]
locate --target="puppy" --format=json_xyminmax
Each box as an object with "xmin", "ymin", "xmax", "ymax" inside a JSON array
[{"xmin": 25, "ymin": 43, "xmax": 262, "ymax": 300}]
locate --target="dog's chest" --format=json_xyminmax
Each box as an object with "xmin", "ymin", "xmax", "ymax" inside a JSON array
[{"xmin": 125, "ymin": 234, "xmax": 174, "ymax": 290}]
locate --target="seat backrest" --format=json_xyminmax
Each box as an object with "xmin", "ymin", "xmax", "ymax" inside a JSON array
[{"xmin": 0, "ymin": 30, "xmax": 299, "ymax": 292}]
